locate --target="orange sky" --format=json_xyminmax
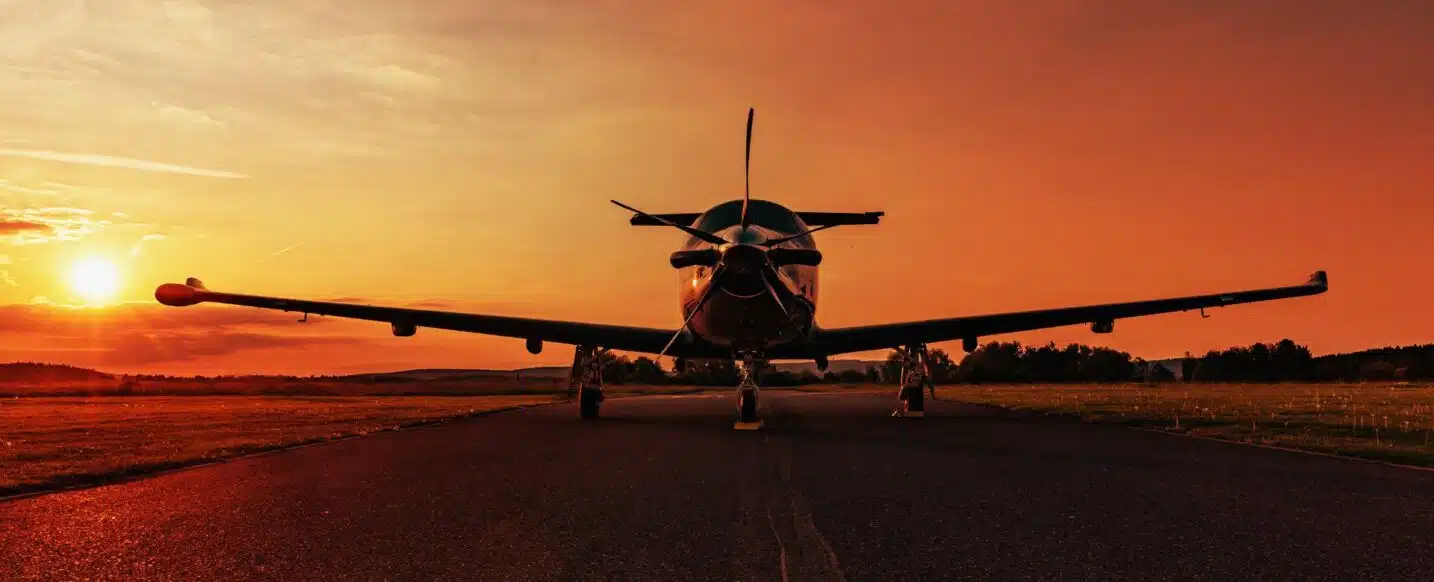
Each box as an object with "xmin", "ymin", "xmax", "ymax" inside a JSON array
[{"xmin": 1, "ymin": 1, "xmax": 1430, "ymax": 375}]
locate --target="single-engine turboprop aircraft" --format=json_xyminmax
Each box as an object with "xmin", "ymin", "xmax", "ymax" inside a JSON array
[{"xmin": 156, "ymin": 108, "xmax": 1329, "ymax": 429}]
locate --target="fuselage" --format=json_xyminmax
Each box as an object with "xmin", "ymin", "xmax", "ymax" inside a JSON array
[{"xmin": 677, "ymin": 200, "xmax": 819, "ymax": 353}]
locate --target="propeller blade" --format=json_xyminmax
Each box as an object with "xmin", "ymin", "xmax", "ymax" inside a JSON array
[
  {"xmin": 659, "ymin": 265, "xmax": 727, "ymax": 357},
  {"xmin": 759, "ymin": 263, "xmax": 801, "ymax": 307},
  {"xmin": 611, "ymin": 200, "xmax": 728, "ymax": 246},
  {"xmin": 762, "ymin": 223, "xmax": 837, "ymax": 247},
  {"xmin": 741, "ymin": 107, "xmax": 753, "ymax": 231},
  {"xmin": 760, "ymin": 269, "xmax": 789, "ymax": 319}
]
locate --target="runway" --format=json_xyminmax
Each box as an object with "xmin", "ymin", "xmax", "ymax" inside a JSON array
[{"xmin": 3, "ymin": 390, "xmax": 1432, "ymax": 581}]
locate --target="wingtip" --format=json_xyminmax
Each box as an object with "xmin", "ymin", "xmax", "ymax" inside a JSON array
[{"xmin": 1308, "ymin": 270, "xmax": 1329, "ymax": 288}]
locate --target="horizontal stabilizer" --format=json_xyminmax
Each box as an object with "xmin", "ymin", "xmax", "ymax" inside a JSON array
[{"xmin": 629, "ymin": 211, "xmax": 883, "ymax": 227}]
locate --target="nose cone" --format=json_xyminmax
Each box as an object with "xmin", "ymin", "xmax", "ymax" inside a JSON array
[
  {"xmin": 721, "ymin": 243, "xmax": 767, "ymax": 275},
  {"xmin": 731, "ymin": 226, "xmax": 766, "ymax": 245},
  {"xmin": 718, "ymin": 244, "xmax": 769, "ymax": 296},
  {"xmin": 155, "ymin": 283, "xmax": 202, "ymax": 307}
]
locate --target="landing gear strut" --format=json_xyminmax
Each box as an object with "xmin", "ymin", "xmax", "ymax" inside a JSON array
[
  {"xmin": 893, "ymin": 344, "xmax": 933, "ymax": 418},
  {"xmin": 570, "ymin": 346, "xmax": 606, "ymax": 420},
  {"xmin": 734, "ymin": 352, "xmax": 764, "ymax": 430}
]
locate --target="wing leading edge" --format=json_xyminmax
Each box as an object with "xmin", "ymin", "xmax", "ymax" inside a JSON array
[
  {"xmin": 154, "ymin": 279, "xmax": 701, "ymax": 356},
  {"xmin": 809, "ymin": 271, "xmax": 1329, "ymax": 356}
]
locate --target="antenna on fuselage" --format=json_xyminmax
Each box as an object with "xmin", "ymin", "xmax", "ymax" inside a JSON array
[{"xmin": 740, "ymin": 107, "xmax": 753, "ymax": 231}]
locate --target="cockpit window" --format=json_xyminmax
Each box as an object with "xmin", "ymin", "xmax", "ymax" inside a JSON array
[{"xmin": 692, "ymin": 200, "xmax": 803, "ymax": 234}]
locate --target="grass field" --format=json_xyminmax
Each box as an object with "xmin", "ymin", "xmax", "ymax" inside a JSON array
[
  {"xmin": 0, "ymin": 395, "xmax": 556, "ymax": 497},
  {"xmin": 942, "ymin": 383, "xmax": 1434, "ymax": 467},
  {"xmin": 7, "ymin": 382, "xmax": 1431, "ymax": 499}
]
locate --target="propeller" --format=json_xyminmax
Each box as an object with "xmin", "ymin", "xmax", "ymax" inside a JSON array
[
  {"xmin": 618, "ymin": 107, "xmax": 836, "ymax": 358},
  {"xmin": 740, "ymin": 107, "xmax": 754, "ymax": 231},
  {"xmin": 761, "ymin": 223, "xmax": 836, "ymax": 247},
  {"xmin": 610, "ymin": 200, "xmax": 728, "ymax": 245}
]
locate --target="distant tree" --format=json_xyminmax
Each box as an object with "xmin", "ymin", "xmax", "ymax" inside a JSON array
[
  {"xmin": 926, "ymin": 349, "xmax": 956, "ymax": 384},
  {"xmin": 1146, "ymin": 361, "xmax": 1176, "ymax": 382},
  {"xmin": 881, "ymin": 351, "xmax": 903, "ymax": 384},
  {"xmin": 600, "ymin": 353, "xmax": 632, "ymax": 384},
  {"xmin": 629, "ymin": 357, "xmax": 667, "ymax": 384}
]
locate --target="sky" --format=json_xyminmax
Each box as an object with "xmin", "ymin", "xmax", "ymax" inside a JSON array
[{"xmin": 1, "ymin": 0, "xmax": 1431, "ymax": 375}]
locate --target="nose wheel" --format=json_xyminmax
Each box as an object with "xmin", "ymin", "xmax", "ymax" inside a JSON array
[{"xmin": 734, "ymin": 352, "xmax": 764, "ymax": 430}]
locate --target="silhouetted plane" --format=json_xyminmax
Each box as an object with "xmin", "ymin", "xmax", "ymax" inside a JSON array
[{"xmin": 156, "ymin": 108, "xmax": 1328, "ymax": 428}]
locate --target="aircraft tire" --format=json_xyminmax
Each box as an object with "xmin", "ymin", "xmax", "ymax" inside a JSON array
[
  {"xmin": 738, "ymin": 390, "xmax": 758, "ymax": 423},
  {"xmin": 905, "ymin": 385, "xmax": 924, "ymax": 413},
  {"xmin": 579, "ymin": 390, "xmax": 602, "ymax": 420}
]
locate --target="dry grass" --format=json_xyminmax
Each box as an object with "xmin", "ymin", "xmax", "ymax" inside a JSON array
[
  {"xmin": 0, "ymin": 395, "xmax": 555, "ymax": 496},
  {"xmin": 0, "ymin": 376, "xmax": 568, "ymax": 397},
  {"xmin": 943, "ymin": 383, "xmax": 1434, "ymax": 466}
]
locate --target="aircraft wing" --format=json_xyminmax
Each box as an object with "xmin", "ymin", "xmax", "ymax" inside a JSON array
[
  {"xmin": 154, "ymin": 279, "xmax": 686, "ymax": 355},
  {"xmin": 809, "ymin": 271, "xmax": 1329, "ymax": 356}
]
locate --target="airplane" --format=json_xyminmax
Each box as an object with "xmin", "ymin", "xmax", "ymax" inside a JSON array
[{"xmin": 155, "ymin": 108, "xmax": 1329, "ymax": 429}]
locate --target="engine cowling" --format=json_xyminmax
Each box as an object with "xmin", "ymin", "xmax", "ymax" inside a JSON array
[
  {"xmin": 1091, "ymin": 319, "xmax": 1114, "ymax": 334},
  {"xmin": 526, "ymin": 338, "xmax": 543, "ymax": 355},
  {"xmin": 392, "ymin": 321, "xmax": 417, "ymax": 337}
]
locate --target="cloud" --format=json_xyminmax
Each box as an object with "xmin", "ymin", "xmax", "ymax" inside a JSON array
[
  {"xmin": 0, "ymin": 301, "xmax": 341, "ymax": 334},
  {"xmin": 0, "ymin": 220, "xmax": 48, "ymax": 234},
  {"xmin": 0, "ymin": 300, "xmax": 374, "ymax": 367},
  {"xmin": 0, "ymin": 179, "xmax": 61, "ymax": 196},
  {"xmin": 0, "ymin": 148, "xmax": 246, "ymax": 178},
  {"xmin": 1, "ymin": 207, "xmax": 110, "ymax": 244},
  {"xmin": 269, "ymin": 241, "xmax": 305, "ymax": 256},
  {"xmin": 4, "ymin": 330, "xmax": 372, "ymax": 366},
  {"xmin": 0, "ymin": 271, "xmax": 14, "ymax": 287},
  {"xmin": 129, "ymin": 232, "xmax": 167, "ymax": 257},
  {"xmin": 151, "ymin": 102, "xmax": 228, "ymax": 129}
]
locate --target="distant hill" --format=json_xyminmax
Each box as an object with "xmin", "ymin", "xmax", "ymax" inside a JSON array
[
  {"xmin": 0, "ymin": 363, "xmax": 113, "ymax": 383},
  {"xmin": 343, "ymin": 367, "xmax": 569, "ymax": 381}
]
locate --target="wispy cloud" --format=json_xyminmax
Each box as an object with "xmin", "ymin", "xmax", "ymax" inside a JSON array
[
  {"xmin": 269, "ymin": 241, "xmax": 305, "ymax": 257},
  {"xmin": 129, "ymin": 233, "xmax": 167, "ymax": 257},
  {"xmin": 1, "ymin": 207, "xmax": 110, "ymax": 245},
  {"xmin": 0, "ymin": 301, "xmax": 368, "ymax": 367},
  {"xmin": 0, "ymin": 148, "xmax": 246, "ymax": 179},
  {"xmin": 0, "ymin": 220, "xmax": 49, "ymax": 234}
]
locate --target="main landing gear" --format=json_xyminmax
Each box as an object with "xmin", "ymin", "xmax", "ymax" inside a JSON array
[
  {"xmin": 734, "ymin": 352, "xmax": 764, "ymax": 431},
  {"xmin": 570, "ymin": 345, "xmax": 606, "ymax": 420},
  {"xmin": 893, "ymin": 344, "xmax": 933, "ymax": 418}
]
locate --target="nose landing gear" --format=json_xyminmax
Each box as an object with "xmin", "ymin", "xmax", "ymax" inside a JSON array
[
  {"xmin": 734, "ymin": 351, "xmax": 764, "ymax": 430},
  {"xmin": 570, "ymin": 345, "xmax": 606, "ymax": 420}
]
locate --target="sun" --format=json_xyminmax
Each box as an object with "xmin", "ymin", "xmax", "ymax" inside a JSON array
[{"xmin": 69, "ymin": 257, "xmax": 121, "ymax": 304}]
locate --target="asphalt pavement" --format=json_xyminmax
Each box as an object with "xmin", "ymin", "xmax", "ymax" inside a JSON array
[{"xmin": 3, "ymin": 390, "xmax": 1433, "ymax": 581}]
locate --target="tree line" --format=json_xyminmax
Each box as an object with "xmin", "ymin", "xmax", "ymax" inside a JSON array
[{"xmin": 595, "ymin": 339, "xmax": 1434, "ymax": 385}]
